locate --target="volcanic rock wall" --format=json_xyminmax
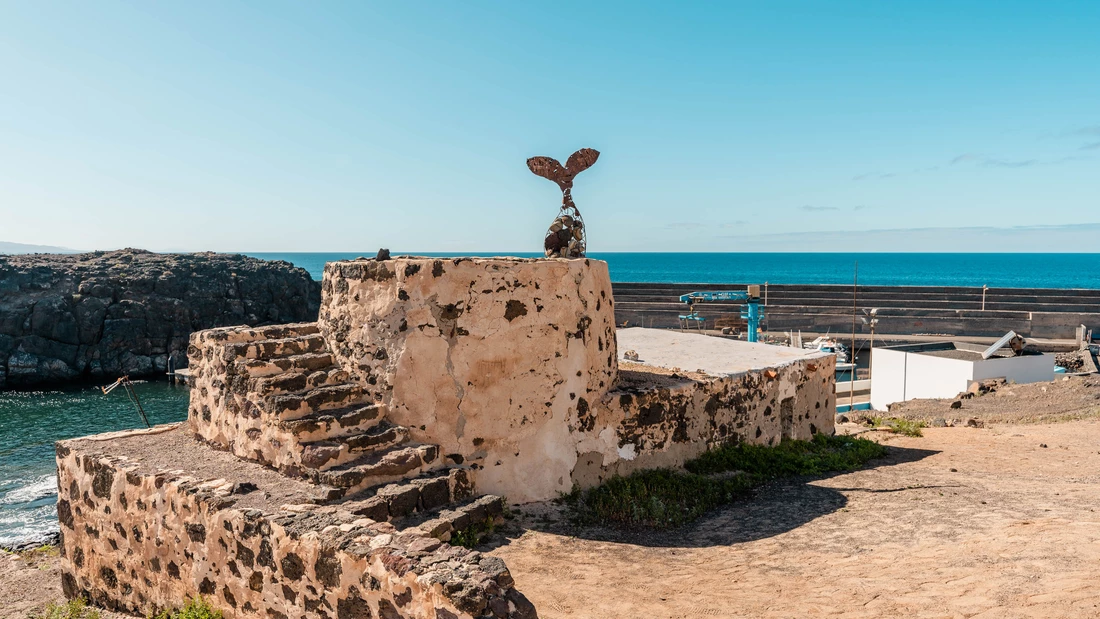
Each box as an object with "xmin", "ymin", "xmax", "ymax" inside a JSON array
[
  {"xmin": 0, "ymin": 249, "xmax": 320, "ymax": 389},
  {"xmin": 571, "ymin": 357, "xmax": 836, "ymax": 487},
  {"xmin": 56, "ymin": 426, "xmax": 532, "ymax": 619}
]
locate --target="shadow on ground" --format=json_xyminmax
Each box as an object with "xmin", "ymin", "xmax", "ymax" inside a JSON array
[{"xmin": 487, "ymin": 443, "xmax": 939, "ymax": 550}]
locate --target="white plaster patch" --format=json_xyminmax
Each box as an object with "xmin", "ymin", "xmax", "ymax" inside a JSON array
[{"xmin": 617, "ymin": 443, "xmax": 637, "ymax": 461}]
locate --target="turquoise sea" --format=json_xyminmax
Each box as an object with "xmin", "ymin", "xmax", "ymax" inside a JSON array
[
  {"xmin": 248, "ymin": 252, "xmax": 1100, "ymax": 289},
  {"xmin": 0, "ymin": 382, "xmax": 189, "ymax": 546}
]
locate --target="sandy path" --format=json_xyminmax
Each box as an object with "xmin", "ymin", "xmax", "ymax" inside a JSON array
[{"xmin": 490, "ymin": 421, "xmax": 1100, "ymax": 618}]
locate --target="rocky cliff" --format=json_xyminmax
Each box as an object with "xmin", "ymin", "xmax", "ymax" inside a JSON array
[{"xmin": 0, "ymin": 249, "xmax": 320, "ymax": 389}]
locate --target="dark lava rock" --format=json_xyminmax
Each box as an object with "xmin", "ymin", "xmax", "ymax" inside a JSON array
[{"xmin": 0, "ymin": 249, "xmax": 320, "ymax": 389}]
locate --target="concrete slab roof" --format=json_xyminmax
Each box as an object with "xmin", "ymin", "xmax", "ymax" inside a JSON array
[{"xmin": 615, "ymin": 327, "xmax": 828, "ymax": 376}]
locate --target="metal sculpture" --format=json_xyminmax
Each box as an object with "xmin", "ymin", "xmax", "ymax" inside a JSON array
[{"xmin": 526, "ymin": 148, "xmax": 600, "ymax": 258}]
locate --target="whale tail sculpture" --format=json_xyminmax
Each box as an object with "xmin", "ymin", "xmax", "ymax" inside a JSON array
[{"xmin": 527, "ymin": 148, "xmax": 600, "ymax": 258}]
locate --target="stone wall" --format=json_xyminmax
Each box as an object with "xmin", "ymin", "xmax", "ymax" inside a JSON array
[
  {"xmin": 571, "ymin": 357, "xmax": 836, "ymax": 487},
  {"xmin": 56, "ymin": 426, "xmax": 534, "ymax": 619},
  {"xmin": 186, "ymin": 322, "xmax": 349, "ymax": 472},
  {"xmin": 319, "ymin": 258, "xmax": 617, "ymax": 503}
]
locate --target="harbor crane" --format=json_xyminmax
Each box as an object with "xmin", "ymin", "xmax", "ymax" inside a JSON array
[{"xmin": 678, "ymin": 285, "xmax": 764, "ymax": 342}]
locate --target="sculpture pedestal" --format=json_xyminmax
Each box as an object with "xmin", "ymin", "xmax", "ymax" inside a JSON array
[{"xmin": 320, "ymin": 257, "xmax": 618, "ymax": 501}]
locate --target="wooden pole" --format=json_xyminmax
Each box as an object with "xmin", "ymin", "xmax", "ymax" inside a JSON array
[{"xmin": 851, "ymin": 261, "xmax": 858, "ymax": 412}]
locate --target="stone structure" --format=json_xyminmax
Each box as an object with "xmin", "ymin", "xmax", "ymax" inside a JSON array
[
  {"xmin": 58, "ymin": 256, "xmax": 834, "ymax": 618},
  {"xmin": 0, "ymin": 249, "xmax": 320, "ymax": 389}
]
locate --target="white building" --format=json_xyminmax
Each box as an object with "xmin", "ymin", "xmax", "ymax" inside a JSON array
[{"xmin": 869, "ymin": 341, "xmax": 1055, "ymax": 411}]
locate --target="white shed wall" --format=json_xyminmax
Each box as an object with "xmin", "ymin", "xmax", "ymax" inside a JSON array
[
  {"xmin": 869, "ymin": 348, "xmax": 907, "ymax": 411},
  {"xmin": 972, "ymin": 354, "xmax": 1055, "ymax": 384},
  {"xmin": 869, "ymin": 347, "xmax": 1057, "ymax": 411},
  {"xmin": 902, "ymin": 354, "xmax": 974, "ymax": 402}
]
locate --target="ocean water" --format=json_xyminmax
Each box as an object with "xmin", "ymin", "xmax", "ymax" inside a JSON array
[
  {"xmin": 0, "ymin": 382, "xmax": 188, "ymax": 546},
  {"xmin": 248, "ymin": 252, "xmax": 1100, "ymax": 289}
]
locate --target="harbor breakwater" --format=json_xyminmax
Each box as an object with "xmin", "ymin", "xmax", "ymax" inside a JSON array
[{"xmin": 613, "ymin": 282, "xmax": 1100, "ymax": 339}]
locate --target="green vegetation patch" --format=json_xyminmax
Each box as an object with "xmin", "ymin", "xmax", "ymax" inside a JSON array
[
  {"xmin": 869, "ymin": 417, "xmax": 926, "ymax": 437},
  {"xmin": 449, "ymin": 516, "xmax": 498, "ymax": 549},
  {"xmin": 686, "ymin": 433, "xmax": 889, "ymax": 477},
  {"xmin": 32, "ymin": 599, "xmax": 100, "ymax": 619},
  {"xmin": 150, "ymin": 597, "xmax": 223, "ymax": 619},
  {"xmin": 563, "ymin": 434, "xmax": 887, "ymax": 529},
  {"xmin": 561, "ymin": 468, "xmax": 756, "ymax": 529}
]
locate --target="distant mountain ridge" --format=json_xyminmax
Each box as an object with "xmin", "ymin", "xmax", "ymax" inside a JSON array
[{"xmin": 0, "ymin": 241, "xmax": 80, "ymax": 254}]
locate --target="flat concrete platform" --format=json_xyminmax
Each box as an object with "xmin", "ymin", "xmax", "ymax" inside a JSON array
[{"xmin": 616, "ymin": 327, "xmax": 828, "ymax": 376}]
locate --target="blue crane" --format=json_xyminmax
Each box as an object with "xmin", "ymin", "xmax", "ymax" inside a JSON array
[{"xmin": 678, "ymin": 287, "xmax": 764, "ymax": 342}]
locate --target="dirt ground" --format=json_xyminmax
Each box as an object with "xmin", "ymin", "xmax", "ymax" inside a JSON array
[
  {"xmin": 489, "ymin": 419, "xmax": 1100, "ymax": 618},
  {"xmin": 0, "ymin": 547, "xmax": 125, "ymax": 619},
  {"xmin": 886, "ymin": 374, "xmax": 1100, "ymax": 425},
  {"xmin": 8, "ymin": 406, "xmax": 1100, "ymax": 618}
]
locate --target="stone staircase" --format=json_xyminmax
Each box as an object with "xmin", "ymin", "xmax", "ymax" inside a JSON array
[{"xmin": 190, "ymin": 322, "xmax": 463, "ymax": 503}]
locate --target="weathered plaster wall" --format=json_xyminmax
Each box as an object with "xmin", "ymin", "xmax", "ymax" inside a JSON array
[
  {"xmin": 319, "ymin": 258, "xmax": 617, "ymax": 503},
  {"xmin": 570, "ymin": 356, "xmax": 837, "ymax": 487},
  {"xmin": 56, "ymin": 427, "xmax": 533, "ymax": 619}
]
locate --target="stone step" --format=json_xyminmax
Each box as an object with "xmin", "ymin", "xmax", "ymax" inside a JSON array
[
  {"xmin": 340, "ymin": 467, "xmax": 477, "ymax": 523},
  {"xmin": 235, "ymin": 352, "xmax": 336, "ymax": 379},
  {"xmin": 227, "ymin": 333, "xmax": 327, "ymax": 361},
  {"xmin": 420, "ymin": 495, "xmax": 506, "ymax": 542},
  {"xmin": 309, "ymin": 444, "xmax": 442, "ymax": 496},
  {"xmin": 298, "ymin": 422, "xmax": 411, "ymax": 471},
  {"xmin": 266, "ymin": 383, "xmax": 370, "ymax": 420},
  {"xmin": 249, "ymin": 367, "xmax": 349, "ymax": 397},
  {"xmin": 279, "ymin": 403, "xmax": 386, "ymax": 442},
  {"xmin": 196, "ymin": 322, "xmax": 320, "ymax": 346}
]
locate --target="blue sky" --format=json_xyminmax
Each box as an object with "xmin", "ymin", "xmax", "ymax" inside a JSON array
[{"xmin": 1, "ymin": 2, "xmax": 1098, "ymax": 252}]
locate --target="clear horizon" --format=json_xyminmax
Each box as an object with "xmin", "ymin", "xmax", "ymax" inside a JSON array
[{"xmin": 2, "ymin": 2, "xmax": 1098, "ymax": 252}]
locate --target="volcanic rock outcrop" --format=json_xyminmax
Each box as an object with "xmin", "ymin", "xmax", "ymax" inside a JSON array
[{"xmin": 0, "ymin": 249, "xmax": 320, "ymax": 389}]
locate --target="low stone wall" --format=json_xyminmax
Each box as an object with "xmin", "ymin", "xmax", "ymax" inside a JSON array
[
  {"xmin": 570, "ymin": 355, "xmax": 836, "ymax": 487},
  {"xmin": 56, "ymin": 426, "xmax": 534, "ymax": 619}
]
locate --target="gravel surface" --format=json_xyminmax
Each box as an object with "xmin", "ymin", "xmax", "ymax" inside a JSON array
[{"xmin": 887, "ymin": 375, "xmax": 1100, "ymax": 425}]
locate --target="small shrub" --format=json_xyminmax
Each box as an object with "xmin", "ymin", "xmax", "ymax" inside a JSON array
[
  {"xmin": 449, "ymin": 516, "xmax": 497, "ymax": 549},
  {"xmin": 33, "ymin": 599, "xmax": 100, "ymax": 619},
  {"xmin": 149, "ymin": 597, "xmax": 223, "ymax": 619},
  {"xmin": 686, "ymin": 433, "xmax": 888, "ymax": 477},
  {"xmin": 562, "ymin": 468, "xmax": 755, "ymax": 529},
  {"xmin": 869, "ymin": 417, "xmax": 926, "ymax": 437}
]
